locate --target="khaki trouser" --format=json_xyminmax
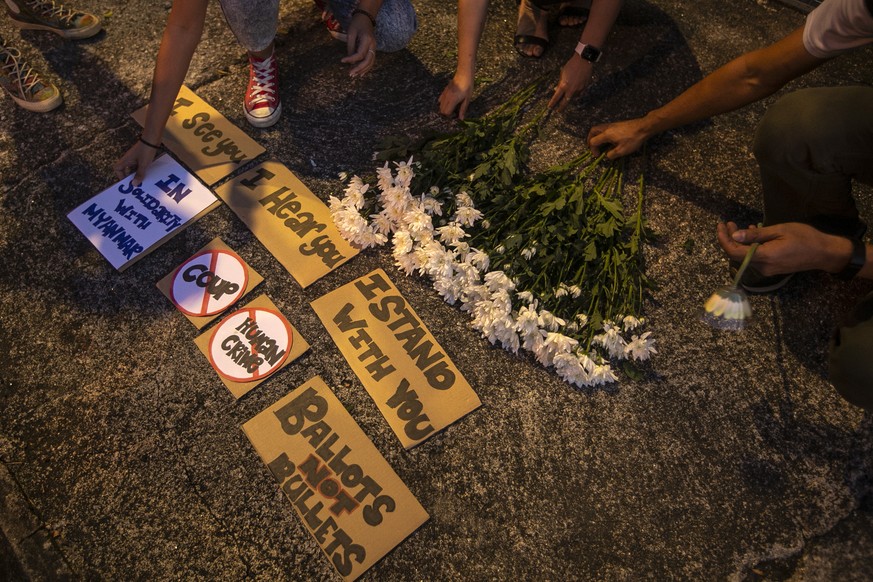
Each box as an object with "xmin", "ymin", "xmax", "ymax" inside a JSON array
[{"xmin": 753, "ymin": 87, "xmax": 873, "ymax": 410}]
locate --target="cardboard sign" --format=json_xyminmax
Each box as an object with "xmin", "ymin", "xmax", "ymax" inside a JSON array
[
  {"xmin": 67, "ymin": 154, "xmax": 219, "ymax": 271},
  {"xmin": 214, "ymin": 161, "xmax": 360, "ymax": 288},
  {"xmin": 194, "ymin": 295, "xmax": 309, "ymax": 399},
  {"xmin": 310, "ymin": 269, "xmax": 481, "ymax": 449},
  {"xmin": 156, "ymin": 238, "xmax": 263, "ymax": 328},
  {"xmin": 131, "ymin": 85, "xmax": 266, "ymax": 186},
  {"xmin": 242, "ymin": 376, "xmax": 429, "ymax": 581}
]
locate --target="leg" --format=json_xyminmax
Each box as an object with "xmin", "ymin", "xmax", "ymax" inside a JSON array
[
  {"xmin": 328, "ymin": 0, "xmax": 417, "ymax": 52},
  {"xmin": 217, "ymin": 0, "xmax": 281, "ymax": 127},
  {"xmin": 753, "ymin": 86, "xmax": 873, "ymax": 237},
  {"xmin": 217, "ymin": 0, "xmax": 279, "ymax": 53},
  {"xmin": 830, "ymin": 291, "xmax": 873, "ymax": 412}
]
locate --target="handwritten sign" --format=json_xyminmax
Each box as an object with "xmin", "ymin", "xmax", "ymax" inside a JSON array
[
  {"xmin": 157, "ymin": 238, "xmax": 263, "ymax": 328},
  {"xmin": 214, "ymin": 161, "xmax": 360, "ymax": 288},
  {"xmin": 131, "ymin": 85, "xmax": 266, "ymax": 186},
  {"xmin": 310, "ymin": 269, "xmax": 481, "ymax": 449},
  {"xmin": 194, "ymin": 295, "xmax": 309, "ymax": 399},
  {"xmin": 67, "ymin": 154, "xmax": 219, "ymax": 271},
  {"xmin": 242, "ymin": 376, "xmax": 428, "ymax": 581}
]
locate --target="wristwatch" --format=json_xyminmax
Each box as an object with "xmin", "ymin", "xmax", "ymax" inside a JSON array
[
  {"xmin": 836, "ymin": 237, "xmax": 867, "ymax": 280},
  {"xmin": 575, "ymin": 42, "xmax": 602, "ymax": 63}
]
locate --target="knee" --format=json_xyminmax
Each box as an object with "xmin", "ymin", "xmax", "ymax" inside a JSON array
[
  {"xmin": 829, "ymin": 317, "xmax": 873, "ymax": 412},
  {"xmin": 753, "ymin": 90, "xmax": 822, "ymax": 167},
  {"xmin": 374, "ymin": 1, "xmax": 417, "ymax": 52}
]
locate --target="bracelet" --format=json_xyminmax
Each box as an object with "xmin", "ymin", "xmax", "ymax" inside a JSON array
[
  {"xmin": 352, "ymin": 7, "xmax": 377, "ymax": 27},
  {"xmin": 139, "ymin": 135, "xmax": 161, "ymax": 149},
  {"xmin": 836, "ymin": 237, "xmax": 866, "ymax": 280}
]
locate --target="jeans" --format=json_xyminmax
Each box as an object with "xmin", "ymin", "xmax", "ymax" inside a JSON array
[
  {"xmin": 754, "ymin": 87, "xmax": 873, "ymax": 411},
  {"xmin": 218, "ymin": 0, "xmax": 417, "ymax": 53}
]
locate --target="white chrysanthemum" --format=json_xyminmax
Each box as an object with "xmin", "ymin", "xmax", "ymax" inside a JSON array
[
  {"xmin": 370, "ymin": 210, "xmax": 394, "ymax": 236},
  {"xmin": 454, "ymin": 205, "xmax": 483, "ymax": 227},
  {"xmin": 554, "ymin": 285, "xmax": 569, "ymax": 298},
  {"xmin": 592, "ymin": 323, "xmax": 627, "ymax": 359},
  {"xmin": 517, "ymin": 290, "xmax": 534, "ymax": 304},
  {"xmin": 437, "ymin": 222, "xmax": 466, "ymax": 245},
  {"xmin": 516, "ymin": 304, "xmax": 540, "ymax": 337},
  {"xmin": 404, "ymin": 206, "xmax": 434, "ymax": 237},
  {"xmin": 394, "ymin": 156, "xmax": 415, "ymax": 188},
  {"xmin": 591, "ymin": 363, "xmax": 618, "ymax": 385},
  {"xmin": 521, "ymin": 247, "xmax": 537, "ymax": 260},
  {"xmin": 338, "ymin": 171, "xmax": 348, "ymax": 181},
  {"xmin": 467, "ymin": 248, "xmax": 490, "ymax": 272},
  {"xmin": 376, "ymin": 162, "xmax": 394, "ymax": 191},
  {"xmin": 569, "ymin": 285, "xmax": 582, "ymax": 299},
  {"xmin": 575, "ymin": 313, "xmax": 589, "ymax": 328},
  {"xmin": 380, "ymin": 185, "xmax": 412, "ymax": 213},
  {"xmin": 554, "ymin": 353, "xmax": 591, "ymax": 387},
  {"xmin": 394, "ymin": 246, "xmax": 421, "ymax": 275},
  {"xmin": 433, "ymin": 272, "xmax": 464, "ymax": 305},
  {"xmin": 484, "ymin": 271, "xmax": 515, "ymax": 293},
  {"xmin": 625, "ymin": 331, "xmax": 657, "ymax": 361},
  {"xmin": 355, "ymin": 225, "xmax": 388, "ymax": 249},
  {"xmin": 420, "ymin": 195, "xmax": 443, "ymax": 216},
  {"xmin": 537, "ymin": 309, "xmax": 566, "ymax": 332},
  {"xmin": 456, "ymin": 191, "xmax": 473, "ymax": 207},
  {"xmin": 423, "ymin": 241, "xmax": 456, "ymax": 280},
  {"xmin": 393, "ymin": 230, "xmax": 414, "ymax": 254},
  {"xmin": 622, "ymin": 315, "xmax": 643, "ymax": 332}
]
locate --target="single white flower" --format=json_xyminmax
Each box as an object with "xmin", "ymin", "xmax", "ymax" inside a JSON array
[
  {"xmin": 625, "ymin": 331, "xmax": 657, "ymax": 361},
  {"xmin": 456, "ymin": 191, "xmax": 473, "ymax": 207},
  {"xmin": 521, "ymin": 246, "xmax": 537, "ymax": 260}
]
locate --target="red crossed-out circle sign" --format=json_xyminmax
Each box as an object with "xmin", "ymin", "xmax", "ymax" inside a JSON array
[
  {"xmin": 208, "ymin": 307, "xmax": 293, "ymax": 383},
  {"xmin": 170, "ymin": 249, "xmax": 249, "ymax": 317}
]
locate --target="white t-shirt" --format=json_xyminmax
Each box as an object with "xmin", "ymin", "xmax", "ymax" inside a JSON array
[{"xmin": 803, "ymin": 0, "xmax": 873, "ymax": 57}]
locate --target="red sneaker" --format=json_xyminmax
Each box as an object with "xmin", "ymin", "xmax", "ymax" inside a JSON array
[
  {"xmin": 313, "ymin": 0, "xmax": 346, "ymax": 42},
  {"xmin": 244, "ymin": 50, "xmax": 281, "ymax": 128}
]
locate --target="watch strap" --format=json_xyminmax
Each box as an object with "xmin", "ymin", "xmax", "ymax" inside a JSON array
[{"xmin": 836, "ymin": 237, "xmax": 866, "ymax": 280}]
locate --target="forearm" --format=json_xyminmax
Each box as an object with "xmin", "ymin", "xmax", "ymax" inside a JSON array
[
  {"xmin": 141, "ymin": 1, "xmax": 208, "ymax": 144},
  {"xmin": 577, "ymin": 0, "xmax": 622, "ymax": 49},
  {"xmin": 455, "ymin": 0, "xmax": 489, "ymax": 82},
  {"xmin": 637, "ymin": 27, "xmax": 823, "ymax": 140}
]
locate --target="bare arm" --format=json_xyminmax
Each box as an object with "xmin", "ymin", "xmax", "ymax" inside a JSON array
[
  {"xmin": 589, "ymin": 26, "xmax": 828, "ymax": 158},
  {"xmin": 550, "ymin": 0, "xmax": 624, "ymax": 111},
  {"xmin": 113, "ymin": 0, "xmax": 209, "ymax": 184},
  {"xmin": 439, "ymin": 0, "xmax": 489, "ymax": 119}
]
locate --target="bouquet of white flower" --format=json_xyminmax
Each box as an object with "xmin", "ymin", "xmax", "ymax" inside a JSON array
[{"xmin": 330, "ymin": 84, "xmax": 656, "ymax": 387}]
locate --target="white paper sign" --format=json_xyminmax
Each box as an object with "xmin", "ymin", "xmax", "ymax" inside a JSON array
[{"xmin": 67, "ymin": 154, "xmax": 219, "ymax": 271}]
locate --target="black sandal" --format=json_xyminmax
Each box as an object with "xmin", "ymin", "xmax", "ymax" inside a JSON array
[{"xmin": 514, "ymin": 0, "xmax": 549, "ymax": 58}]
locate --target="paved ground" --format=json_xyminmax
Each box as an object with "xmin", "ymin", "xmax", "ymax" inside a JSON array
[{"xmin": 2, "ymin": 0, "xmax": 872, "ymax": 579}]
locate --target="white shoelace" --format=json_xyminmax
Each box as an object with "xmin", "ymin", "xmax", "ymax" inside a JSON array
[
  {"xmin": 27, "ymin": 0, "xmax": 78, "ymax": 24},
  {"xmin": 248, "ymin": 55, "xmax": 276, "ymax": 107},
  {"xmin": 1, "ymin": 45, "xmax": 41, "ymax": 99}
]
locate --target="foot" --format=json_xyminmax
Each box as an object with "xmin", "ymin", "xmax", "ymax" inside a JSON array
[
  {"xmin": 557, "ymin": 1, "xmax": 589, "ymax": 27},
  {"xmin": 5, "ymin": 0, "xmax": 102, "ymax": 40},
  {"xmin": 245, "ymin": 50, "xmax": 281, "ymax": 128},
  {"xmin": 514, "ymin": 0, "xmax": 549, "ymax": 58},
  {"xmin": 0, "ymin": 42, "xmax": 62, "ymax": 112}
]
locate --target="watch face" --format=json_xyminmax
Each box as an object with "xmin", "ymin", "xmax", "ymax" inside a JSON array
[{"xmin": 581, "ymin": 45, "xmax": 601, "ymax": 62}]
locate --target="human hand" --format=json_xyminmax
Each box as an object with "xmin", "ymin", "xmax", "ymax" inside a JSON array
[
  {"xmin": 439, "ymin": 75, "xmax": 473, "ymax": 119},
  {"xmin": 588, "ymin": 118, "xmax": 649, "ymax": 160},
  {"xmin": 548, "ymin": 56, "xmax": 593, "ymax": 112},
  {"xmin": 113, "ymin": 140, "xmax": 159, "ymax": 187},
  {"xmin": 716, "ymin": 221, "xmax": 853, "ymax": 275},
  {"xmin": 342, "ymin": 12, "xmax": 377, "ymax": 77}
]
